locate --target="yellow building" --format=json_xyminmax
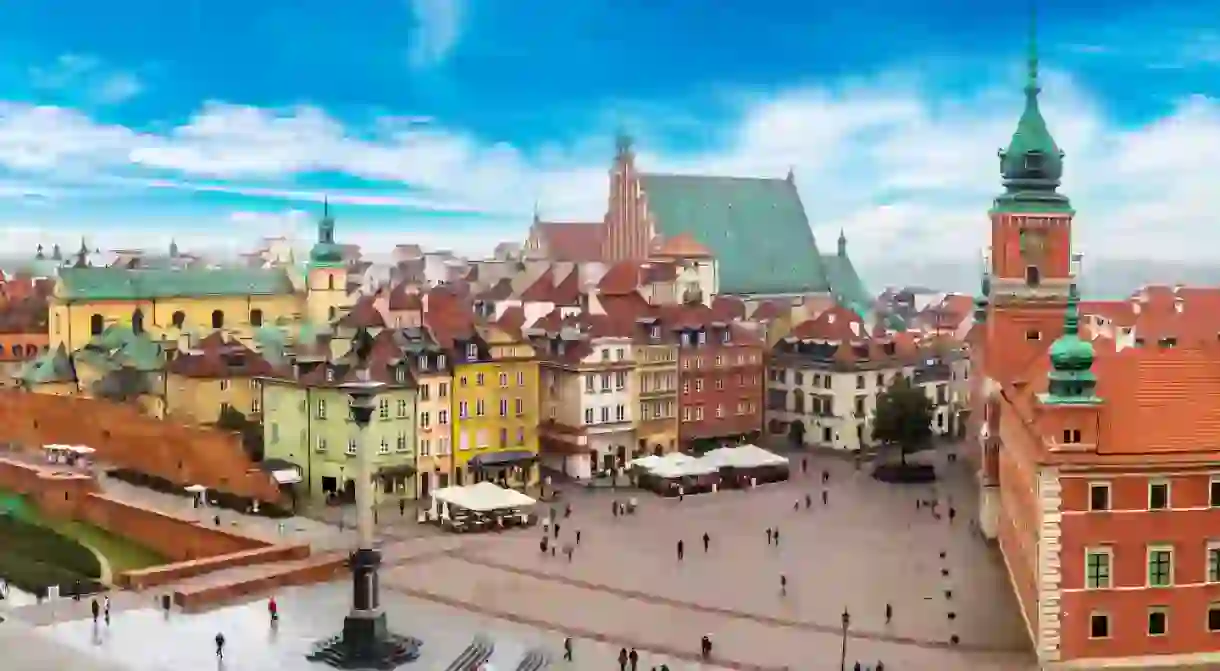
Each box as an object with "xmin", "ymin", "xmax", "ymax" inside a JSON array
[
  {"xmin": 165, "ymin": 332, "xmax": 275, "ymax": 425},
  {"xmin": 47, "ymin": 208, "xmax": 352, "ymax": 353},
  {"xmin": 432, "ymin": 319, "xmax": 538, "ymax": 488},
  {"xmin": 632, "ymin": 315, "xmax": 680, "ymax": 456}
]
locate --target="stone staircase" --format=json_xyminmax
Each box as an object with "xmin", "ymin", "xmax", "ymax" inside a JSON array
[{"xmin": 168, "ymin": 550, "xmax": 348, "ymax": 611}]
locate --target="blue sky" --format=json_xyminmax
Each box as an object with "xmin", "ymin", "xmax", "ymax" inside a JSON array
[{"xmin": 0, "ymin": 0, "xmax": 1218, "ymax": 261}]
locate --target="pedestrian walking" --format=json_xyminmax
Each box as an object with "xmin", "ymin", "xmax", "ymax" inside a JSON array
[
  {"xmin": 215, "ymin": 632, "xmax": 226, "ymax": 659},
  {"xmin": 702, "ymin": 532, "xmax": 710, "ymax": 552},
  {"xmin": 553, "ymin": 522, "xmax": 561, "ymax": 538},
  {"xmin": 700, "ymin": 634, "xmax": 713, "ymax": 660},
  {"xmin": 104, "ymin": 595, "xmax": 111, "ymax": 625},
  {"xmin": 612, "ymin": 500, "xmax": 619, "ymax": 518},
  {"xmin": 576, "ymin": 529, "xmax": 582, "ymax": 545},
  {"xmin": 91, "ymin": 598, "xmax": 100, "ymax": 623},
  {"xmin": 677, "ymin": 539, "xmax": 685, "ymax": 561},
  {"xmin": 398, "ymin": 498, "xmax": 406, "ymax": 516},
  {"xmin": 268, "ymin": 596, "xmax": 279, "ymax": 624},
  {"xmin": 540, "ymin": 536, "xmax": 548, "ymax": 554},
  {"xmin": 773, "ymin": 527, "xmax": 781, "ymax": 547},
  {"xmin": 885, "ymin": 603, "xmax": 893, "ymax": 624},
  {"xmin": 214, "ymin": 514, "xmax": 221, "ymax": 527},
  {"xmin": 802, "ymin": 458, "xmax": 808, "ymax": 474},
  {"xmin": 629, "ymin": 647, "xmax": 639, "ymax": 671},
  {"xmin": 793, "ymin": 499, "xmax": 800, "ymax": 511},
  {"xmin": 853, "ymin": 662, "xmax": 862, "ymax": 671},
  {"xmin": 949, "ymin": 507, "xmax": 957, "ymax": 523},
  {"xmin": 780, "ymin": 574, "xmax": 787, "ymax": 596},
  {"xmin": 563, "ymin": 637, "xmax": 573, "ymax": 661},
  {"xmin": 766, "ymin": 527, "xmax": 773, "ymax": 545},
  {"xmin": 822, "ymin": 469, "xmax": 829, "ymax": 484},
  {"xmin": 618, "ymin": 647, "xmax": 628, "ymax": 671},
  {"xmin": 565, "ymin": 503, "xmax": 572, "ymax": 518},
  {"xmin": 805, "ymin": 493, "xmax": 812, "ymax": 509},
  {"xmin": 564, "ymin": 542, "xmax": 574, "ymax": 562},
  {"xmin": 877, "ymin": 661, "xmax": 886, "ymax": 671},
  {"xmin": 822, "ymin": 489, "xmax": 828, "ymax": 505}
]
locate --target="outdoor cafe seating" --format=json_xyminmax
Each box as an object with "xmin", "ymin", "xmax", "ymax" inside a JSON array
[{"xmin": 426, "ymin": 482, "xmax": 538, "ymax": 533}]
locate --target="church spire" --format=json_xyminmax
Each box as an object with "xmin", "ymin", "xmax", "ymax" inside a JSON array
[
  {"xmin": 993, "ymin": 1, "xmax": 1071, "ymax": 215},
  {"xmin": 837, "ymin": 229, "xmax": 847, "ymax": 257},
  {"xmin": 309, "ymin": 198, "xmax": 343, "ymax": 265}
]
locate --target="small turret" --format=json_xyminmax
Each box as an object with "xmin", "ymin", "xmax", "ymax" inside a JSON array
[
  {"xmin": 1045, "ymin": 283, "xmax": 1099, "ymax": 403},
  {"xmin": 837, "ymin": 229, "xmax": 847, "ymax": 257},
  {"xmin": 169, "ymin": 239, "xmax": 179, "ymax": 258},
  {"xmin": 35, "ymin": 244, "xmax": 44, "ymax": 260},
  {"xmin": 51, "ymin": 244, "xmax": 62, "ymax": 261}
]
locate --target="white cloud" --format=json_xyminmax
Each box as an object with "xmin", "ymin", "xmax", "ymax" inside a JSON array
[
  {"xmin": 406, "ymin": 0, "xmax": 466, "ymax": 70},
  {"xmin": 0, "ymin": 65, "xmax": 1218, "ymax": 264},
  {"xmin": 28, "ymin": 54, "xmax": 143, "ymax": 105}
]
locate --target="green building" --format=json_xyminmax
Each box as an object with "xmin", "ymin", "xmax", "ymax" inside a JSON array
[{"xmin": 260, "ymin": 358, "xmax": 418, "ymax": 507}]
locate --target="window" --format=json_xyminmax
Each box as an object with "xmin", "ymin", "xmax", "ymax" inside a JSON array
[
  {"xmin": 346, "ymin": 439, "xmax": 358, "ymax": 456},
  {"xmin": 615, "ymin": 348, "xmax": 625, "ymax": 360},
  {"xmin": 458, "ymin": 401, "xmax": 469, "ymax": 418},
  {"xmin": 397, "ymin": 399, "xmax": 408, "ymax": 418},
  {"xmin": 584, "ymin": 408, "xmax": 594, "ymax": 424},
  {"xmin": 251, "ymin": 396, "xmax": 260, "ymax": 413},
  {"xmin": 1211, "ymin": 478, "xmax": 1220, "ymax": 507},
  {"xmin": 1085, "ymin": 549, "xmax": 1112, "ymax": 589},
  {"xmin": 378, "ymin": 439, "xmax": 390, "ymax": 455},
  {"xmin": 316, "ymin": 400, "xmax": 327, "ymax": 419},
  {"xmin": 600, "ymin": 348, "xmax": 610, "ymax": 362},
  {"xmin": 856, "ymin": 375, "xmax": 865, "ymax": 390},
  {"xmin": 437, "ymin": 355, "xmax": 447, "ymax": 370},
  {"xmin": 459, "ymin": 375, "xmax": 468, "ymax": 388},
  {"xmin": 171, "ymin": 311, "xmax": 186, "ymax": 329},
  {"xmin": 682, "ymin": 381, "xmax": 690, "ymax": 395},
  {"xmin": 420, "ymin": 411, "xmax": 430, "ymax": 429},
  {"xmin": 438, "ymin": 410, "xmax": 449, "ymax": 425},
  {"xmin": 219, "ymin": 379, "xmax": 230, "ymax": 391},
  {"xmin": 476, "ymin": 373, "xmax": 485, "ymax": 386},
  {"xmin": 418, "ymin": 355, "xmax": 429, "ymax": 372},
  {"xmin": 1088, "ymin": 612, "xmax": 1109, "ymax": 639},
  {"xmin": 615, "ymin": 404, "xmax": 625, "ymax": 422},
  {"xmin": 1062, "ymin": 429, "xmax": 1082, "ymax": 443},
  {"xmin": 316, "ymin": 437, "xmax": 327, "ymax": 453},
  {"xmin": 438, "ymin": 382, "xmax": 448, "ymax": 398},
  {"xmin": 1088, "ymin": 482, "xmax": 1111, "ymax": 511},
  {"xmin": 1147, "ymin": 607, "xmax": 1168, "ymax": 636},
  {"xmin": 517, "ymin": 371, "xmax": 525, "ymax": 386},
  {"xmin": 1147, "ymin": 547, "xmax": 1174, "ymax": 587},
  {"xmin": 499, "ymin": 428, "xmax": 508, "ymax": 448},
  {"xmin": 499, "ymin": 399, "xmax": 508, "ymax": 417},
  {"xmin": 211, "ymin": 310, "xmax": 225, "ymax": 329},
  {"xmin": 695, "ymin": 406, "xmax": 704, "ymax": 420},
  {"xmin": 459, "ymin": 432, "xmax": 470, "ymax": 450},
  {"xmin": 1148, "ymin": 480, "xmax": 1171, "ymax": 510},
  {"xmin": 249, "ymin": 309, "xmax": 264, "ymax": 327},
  {"xmin": 601, "ymin": 407, "xmax": 610, "ymax": 423},
  {"xmin": 476, "ymin": 430, "xmax": 488, "ymax": 448},
  {"xmin": 715, "ymin": 378, "xmax": 724, "ymax": 391},
  {"xmin": 514, "ymin": 398, "xmax": 524, "ymax": 416},
  {"xmin": 475, "ymin": 399, "xmax": 485, "ymax": 416},
  {"xmin": 499, "ymin": 372, "xmax": 508, "ymax": 388},
  {"xmin": 715, "ymin": 404, "xmax": 723, "ymax": 418},
  {"xmin": 1025, "ymin": 329, "xmax": 1041, "ymax": 341},
  {"xmin": 466, "ymin": 344, "xmax": 478, "ymax": 360},
  {"xmin": 378, "ymin": 398, "xmax": 389, "ymax": 420},
  {"xmin": 615, "ymin": 371, "xmax": 626, "ymax": 390},
  {"xmin": 1208, "ymin": 544, "xmax": 1220, "ymax": 583},
  {"xmin": 715, "ymin": 355, "xmax": 723, "ymax": 367},
  {"xmin": 601, "ymin": 374, "xmax": 611, "ymax": 392},
  {"xmin": 682, "ymin": 407, "xmax": 691, "ymax": 421},
  {"xmin": 90, "ymin": 313, "xmax": 104, "ymax": 335},
  {"xmin": 694, "ymin": 379, "xmax": 704, "ymax": 392},
  {"xmin": 1208, "ymin": 604, "xmax": 1220, "ymax": 632},
  {"xmin": 419, "ymin": 439, "xmax": 430, "ymax": 457},
  {"xmin": 516, "ymin": 427, "xmax": 525, "ymax": 445}
]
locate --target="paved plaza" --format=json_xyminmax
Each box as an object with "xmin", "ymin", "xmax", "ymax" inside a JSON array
[{"xmin": 6, "ymin": 448, "xmax": 1040, "ymax": 670}]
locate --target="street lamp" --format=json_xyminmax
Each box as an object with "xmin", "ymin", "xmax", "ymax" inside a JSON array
[
  {"xmin": 840, "ymin": 607, "xmax": 851, "ymax": 671},
  {"xmin": 308, "ymin": 328, "xmax": 422, "ymax": 668}
]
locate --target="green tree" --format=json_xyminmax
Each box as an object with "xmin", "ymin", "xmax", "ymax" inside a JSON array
[
  {"xmin": 871, "ymin": 377, "xmax": 935, "ymax": 464},
  {"xmin": 216, "ymin": 406, "xmax": 265, "ymax": 462}
]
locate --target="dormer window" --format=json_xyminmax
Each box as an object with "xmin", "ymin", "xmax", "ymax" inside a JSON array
[
  {"xmin": 682, "ymin": 333, "xmax": 692, "ymax": 347},
  {"xmin": 395, "ymin": 367, "xmax": 406, "ymax": 383},
  {"xmin": 721, "ymin": 329, "xmax": 731, "ymax": 344},
  {"xmin": 697, "ymin": 331, "xmax": 706, "ymax": 345},
  {"xmin": 325, "ymin": 368, "xmax": 334, "ymax": 382},
  {"xmin": 650, "ymin": 326, "xmax": 660, "ymax": 340},
  {"xmin": 418, "ymin": 355, "xmax": 428, "ymax": 371},
  {"xmin": 466, "ymin": 344, "xmax": 478, "ymax": 360},
  {"xmin": 437, "ymin": 354, "xmax": 446, "ymax": 369},
  {"xmin": 1024, "ymin": 152, "xmax": 1043, "ymax": 171}
]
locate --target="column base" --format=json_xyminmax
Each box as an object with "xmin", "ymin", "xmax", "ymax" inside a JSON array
[{"xmin": 307, "ymin": 611, "xmax": 423, "ymax": 669}]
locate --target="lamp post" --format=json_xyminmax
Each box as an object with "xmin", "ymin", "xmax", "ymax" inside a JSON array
[
  {"xmin": 840, "ymin": 607, "xmax": 850, "ymax": 671},
  {"xmin": 308, "ymin": 328, "xmax": 421, "ymax": 669}
]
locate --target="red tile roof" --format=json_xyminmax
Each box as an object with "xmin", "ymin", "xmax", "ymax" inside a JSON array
[
  {"xmin": 337, "ymin": 296, "xmax": 385, "ymax": 328},
  {"xmin": 650, "ymin": 232, "xmax": 712, "ymax": 258},
  {"xmin": 536, "ymin": 222, "xmax": 603, "ymax": 262},
  {"xmin": 168, "ymin": 333, "xmax": 276, "ymax": 378}
]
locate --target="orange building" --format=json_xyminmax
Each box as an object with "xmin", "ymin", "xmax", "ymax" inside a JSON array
[{"xmin": 971, "ymin": 21, "xmax": 1220, "ymax": 670}]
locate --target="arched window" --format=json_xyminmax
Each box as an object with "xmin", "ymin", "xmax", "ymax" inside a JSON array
[
  {"xmin": 249, "ymin": 309, "xmax": 264, "ymax": 327},
  {"xmin": 131, "ymin": 309, "xmax": 145, "ymax": 335},
  {"xmin": 327, "ymin": 274, "xmax": 335, "ymax": 290},
  {"xmin": 11, "ymin": 345, "xmax": 20, "ymax": 356},
  {"xmin": 24, "ymin": 345, "xmax": 36, "ymax": 357},
  {"xmin": 211, "ymin": 310, "xmax": 225, "ymax": 329},
  {"xmin": 90, "ymin": 313, "xmax": 104, "ymax": 336},
  {"xmin": 171, "ymin": 311, "xmax": 186, "ymax": 328},
  {"xmin": 1025, "ymin": 265, "xmax": 1041, "ymax": 287}
]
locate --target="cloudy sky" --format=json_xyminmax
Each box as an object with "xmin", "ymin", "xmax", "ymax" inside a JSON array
[{"xmin": 0, "ymin": 0, "xmax": 1217, "ymax": 262}]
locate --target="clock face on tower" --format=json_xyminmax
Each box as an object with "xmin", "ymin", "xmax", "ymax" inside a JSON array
[{"xmin": 1019, "ymin": 228, "xmax": 1047, "ymax": 261}]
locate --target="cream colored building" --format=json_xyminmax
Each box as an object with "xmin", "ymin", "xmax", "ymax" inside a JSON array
[{"xmin": 632, "ymin": 315, "xmax": 679, "ymax": 456}]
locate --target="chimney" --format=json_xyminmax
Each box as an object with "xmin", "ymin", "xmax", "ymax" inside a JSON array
[{"xmin": 1174, "ymin": 298, "xmax": 1184, "ymax": 314}]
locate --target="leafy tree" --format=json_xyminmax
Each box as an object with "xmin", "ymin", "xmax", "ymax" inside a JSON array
[
  {"xmin": 871, "ymin": 376, "xmax": 935, "ymax": 464},
  {"xmin": 92, "ymin": 368, "xmax": 149, "ymax": 404},
  {"xmin": 216, "ymin": 405, "xmax": 265, "ymax": 462}
]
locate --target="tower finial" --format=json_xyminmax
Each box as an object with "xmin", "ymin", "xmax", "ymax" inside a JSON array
[
  {"xmin": 1063, "ymin": 281, "xmax": 1080, "ymax": 336},
  {"xmin": 1027, "ymin": 1, "xmax": 1040, "ymax": 93},
  {"xmin": 323, "ymin": 195, "xmax": 330, "ymax": 219},
  {"xmin": 837, "ymin": 228, "xmax": 847, "ymax": 256}
]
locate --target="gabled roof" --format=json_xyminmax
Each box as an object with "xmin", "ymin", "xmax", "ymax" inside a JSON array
[
  {"xmin": 534, "ymin": 222, "xmax": 603, "ymax": 262},
  {"xmin": 168, "ymin": 333, "xmax": 276, "ymax": 378},
  {"xmin": 650, "ymin": 232, "xmax": 712, "ymax": 258},
  {"xmin": 337, "ymin": 296, "xmax": 385, "ymax": 329},
  {"xmin": 639, "ymin": 174, "xmax": 828, "ymax": 295}
]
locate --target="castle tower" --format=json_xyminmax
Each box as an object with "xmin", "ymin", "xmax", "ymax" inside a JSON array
[
  {"xmin": 982, "ymin": 6, "xmax": 1076, "ymax": 379},
  {"xmin": 306, "ymin": 199, "xmax": 350, "ymax": 325}
]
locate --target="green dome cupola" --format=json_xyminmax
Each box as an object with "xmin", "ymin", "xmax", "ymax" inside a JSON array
[
  {"xmin": 309, "ymin": 198, "xmax": 344, "ymax": 266},
  {"xmin": 993, "ymin": 6, "xmax": 1073, "ymax": 215},
  {"xmin": 1045, "ymin": 283, "xmax": 1099, "ymax": 403}
]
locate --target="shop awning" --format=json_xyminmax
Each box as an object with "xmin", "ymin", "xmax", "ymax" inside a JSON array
[
  {"xmin": 258, "ymin": 458, "xmax": 303, "ymax": 485},
  {"xmin": 376, "ymin": 463, "xmax": 416, "ymax": 479},
  {"xmin": 469, "ymin": 450, "xmax": 536, "ymax": 467}
]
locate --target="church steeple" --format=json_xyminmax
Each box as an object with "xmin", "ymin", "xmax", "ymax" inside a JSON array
[
  {"xmin": 993, "ymin": 3, "xmax": 1072, "ymax": 215},
  {"xmin": 1045, "ymin": 283, "xmax": 1099, "ymax": 403},
  {"xmin": 837, "ymin": 229, "xmax": 847, "ymax": 257},
  {"xmin": 309, "ymin": 197, "xmax": 343, "ymax": 265}
]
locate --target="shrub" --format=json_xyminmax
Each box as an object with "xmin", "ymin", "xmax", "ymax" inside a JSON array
[{"xmin": 872, "ymin": 463, "xmax": 938, "ymax": 484}]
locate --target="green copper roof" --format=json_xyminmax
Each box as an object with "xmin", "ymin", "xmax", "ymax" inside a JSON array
[
  {"xmin": 1045, "ymin": 283, "xmax": 1099, "ymax": 404},
  {"xmin": 992, "ymin": 7, "xmax": 1073, "ymax": 215},
  {"xmin": 78, "ymin": 324, "xmax": 164, "ymax": 372},
  {"xmin": 17, "ymin": 345, "xmax": 75, "ymax": 384},
  {"xmin": 58, "ymin": 267, "xmax": 295, "ymax": 301},
  {"xmin": 822, "ymin": 247, "xmax": 872, "ymax": 319},
  {"xmin": 640, "ymin": 174, "xmax": 828, "ymax": 295},
  {"xmin": 309, "ymin": 201, "xmax": 344, "ymax": 265}
]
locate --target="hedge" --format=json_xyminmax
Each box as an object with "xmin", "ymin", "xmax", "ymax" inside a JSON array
[
  {"xmin": 0, "ymin": 514, "xmax": 102, "ymax": 579},
  {"xmin": 105, "ymin": 469, "xmax": 293, "ymax": 519},
  {"xmin": 0, "ymin": 552, "xmax": 103, "ymax": 597}
]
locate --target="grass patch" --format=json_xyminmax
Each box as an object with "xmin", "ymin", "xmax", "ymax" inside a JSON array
[{"xmin": 0, "ymin": 514, "xmax": 105, "ymax": 595}]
